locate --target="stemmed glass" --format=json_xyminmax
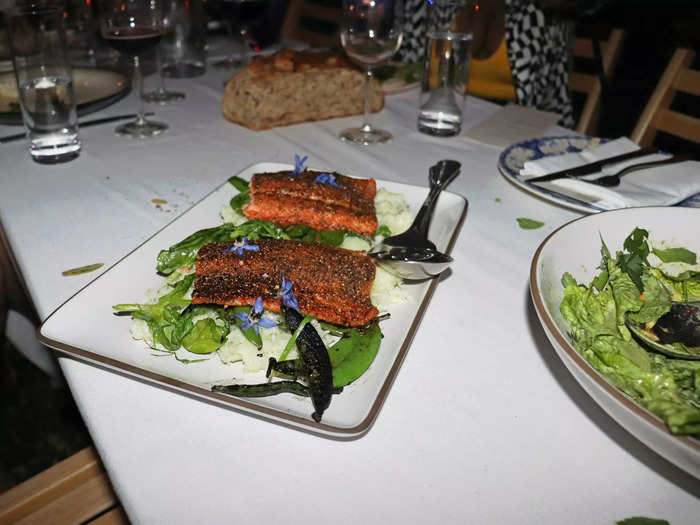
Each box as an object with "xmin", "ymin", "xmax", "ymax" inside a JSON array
[
  {"xmin": 340, "ymin": 0, "xmax": 403, "ymax": 145},
  {"xmin": 210, "ymin": 0, "xmax": 267, "ymax": 70},
  {"xmin": 98, "ymin": 0, "xmax": 168, "ymax": 138},
  {"xmin": 143, "ymin": 1, "xmax": 185, "ymax": 105}
]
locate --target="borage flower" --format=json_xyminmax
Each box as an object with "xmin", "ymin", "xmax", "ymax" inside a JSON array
[
  {"xmin": 315, "ymin": 172, "xmax": 342, "ymax": 189},
  {"xmin": 223, "ymin": 237, "xmax": 259, "ymax": 257},
  {"xmin": 291, "ymin": 154, "xmax": 308, "ymax": 175},
  {"xmin": 233, "ymin": 296, "xmax": 278, "ymax": 335},
  {"xmin": 278, "ymin": 275, "xmax": 299, "ymax": 310}
]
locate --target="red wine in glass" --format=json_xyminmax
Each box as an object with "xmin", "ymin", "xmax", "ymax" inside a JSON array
[{"xmin": 102, "ymin": 26, "xmax": 163, "ymax": 56}]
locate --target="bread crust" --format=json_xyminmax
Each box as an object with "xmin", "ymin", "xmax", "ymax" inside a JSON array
[{"xmin": 222, "ymin": 49, "xmax": 385, "ymax": 131}]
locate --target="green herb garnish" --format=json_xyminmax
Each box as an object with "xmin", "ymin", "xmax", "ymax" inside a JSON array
[{"xmin": 516, "ymin": 218, "xmax": 544, "ymax": 230}]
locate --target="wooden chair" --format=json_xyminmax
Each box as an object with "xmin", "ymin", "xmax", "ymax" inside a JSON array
[
  {"xmin": 281, "ymin": 0, "xmax": 342, "ymax": 49},
  {"xmin": 569, "ymin": 28, "xmax": 626, "ymax": 136},
  {"xmin": 631, "ymin": 48, "xmax": 699, "ymax": 147},
  {"xmin": 0, "ymin": 446, "xmax": 128, "ymax": 525}
]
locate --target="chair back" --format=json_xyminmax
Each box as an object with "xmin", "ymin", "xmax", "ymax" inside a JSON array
[
  {"xmin": 569, "ymin": 28, "xmax": 626, "ymax": 136},
  {"xmin": 631, "ymin": 48, "xmax": 699, "ymax": 146},
  {"xmin": 0, "ymin": 446, "xmax": 126, "ymax": 524},
  {"xmin": 282, "ymin": 0, "xmax": 342, "ymax": 49}
]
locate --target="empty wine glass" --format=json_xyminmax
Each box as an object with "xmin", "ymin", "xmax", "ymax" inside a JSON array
[
  {"xmin": 340, "ymin": 0, "xmax": 403, "ymax": 145},
  {"xmin": 98, "ymin": 0, "xmax": 168, "ymax": 138},
  {"xmin": 143, "ymin": 1, "xmax": 185, "ymax": 106}
]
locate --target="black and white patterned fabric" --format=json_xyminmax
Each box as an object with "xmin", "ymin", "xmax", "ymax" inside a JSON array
[
  {"xmin": 397, "ymin": 0, "xmax": 428, "ymax": 64},
  {"xmin": 398, "ymin": 0, "xmax": 574, "ymax": 127},
  {"xmin": 505, "ymin": 0, "xmax": 574, "ymax": 127}
]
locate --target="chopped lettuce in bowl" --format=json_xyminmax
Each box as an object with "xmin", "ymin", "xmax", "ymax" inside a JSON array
[{"xmin": 530, "ymin": 207, "xmax": 700, "ymax": 479}]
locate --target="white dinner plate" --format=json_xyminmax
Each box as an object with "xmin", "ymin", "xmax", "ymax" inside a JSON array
[
  {"xmin": 498, "ymin": 135, "xmax": 700, "ymax": 213},
  {"xmin": 39, "ymin": 162, "xmax": 468, "ymax": 438},
  {"xmin": 0, "ymin": 68, "xmax": 130, "ymax": 125},
  {"xmin": 530, "ymin": 206, "xmax": 700, "ymax": 478}
]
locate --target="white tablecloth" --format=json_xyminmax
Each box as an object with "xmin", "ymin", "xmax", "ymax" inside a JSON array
[{"xmin": 1, "ymin": 67, "xmax": 698, "ymax": 524}]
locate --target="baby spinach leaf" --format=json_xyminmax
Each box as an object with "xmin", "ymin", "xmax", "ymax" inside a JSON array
[
  {"xmin": 516, "ymin": 218, "xmax": 544, "ymax": 230},
  {"xmin": 616, "ymin": 518, "xmax": 670, "ymax": 525},
  {"xmin": 228, "ymin": 175, "xmax": 249, "ymax": 192},
  {"xmin": 156, "ymin": 224, "xmax": 238, "ymax": 274}
]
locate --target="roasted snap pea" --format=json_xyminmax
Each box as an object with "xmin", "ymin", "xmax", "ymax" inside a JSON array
[
  {"xmin": 283, "ymin": 305, "xmax": 333, "ymax": 423},
  {"xmin": 212, "ymin": 381, "xmax": 311, "ymax": 397}
]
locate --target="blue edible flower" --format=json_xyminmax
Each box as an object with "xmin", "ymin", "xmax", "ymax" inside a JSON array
[
  {"xmin": 223, "ymin": 237, "xmax": 259, "ymax": 257},
  {"xmin": 315, "ymin": 172, "xmax": 342, "ymax": 189},
  {"xmin": 292, "ymin": 154, "xmax": 308, "ymax": 175},
  {"xmin": 233, "ymin": 296, "xmax": 278, "ymax": 335},
  {"xmin": 278, "ymin": 275, "xmax": 299, "ymax": 310}
]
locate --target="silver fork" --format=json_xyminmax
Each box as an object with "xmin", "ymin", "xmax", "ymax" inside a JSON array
[{"xmin": 587, "ymin": 155, "xmax": 691, "ymax": 187}]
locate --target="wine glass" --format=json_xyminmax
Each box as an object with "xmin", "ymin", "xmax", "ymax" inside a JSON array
[
  {"xmin": 210, "ymin": 0, "xmax": 267, "ymax": 70},
  {"xmin": 143, "ymin": 0, "xmax": 185, "ymax": 105},
  {"xmin": 98, "ymin": 0, "xmax": 168, "ymax": 138},
  {"xmin": 340, "ymin": 0, "xmax": 403, "ymax": 145}
]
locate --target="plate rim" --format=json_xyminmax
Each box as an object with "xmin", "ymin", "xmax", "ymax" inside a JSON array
[
  {"xmin": 0, "ymin": 67, "xmax": 131, "ymax": 126},
  {"xmin": 529, "ymin": 207, "xmax": 700, "ymax": 461},
  {"xmin": 38, "ymin": 162, "xmax": 468, "ymax": 438},
  {"xmin": 498, "ymin": 134, "xmax": 605, "ymax": 214}
]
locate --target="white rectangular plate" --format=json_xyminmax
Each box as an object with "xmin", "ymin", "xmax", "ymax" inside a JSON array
[{"xmin": 39, "ymin": 162, "xmax": 467, "ymax": 438}]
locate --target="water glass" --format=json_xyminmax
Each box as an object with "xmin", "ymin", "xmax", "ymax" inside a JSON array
[
  {"xmin": 417, "ymin": 0, "xmax": 473, "ymax": 137},
  {"xmin": 8, "ymin": 5, "xmax": 81, "ymax": 164},
  {"xmin": 161, "ymin": 0, "xmax": 207, "ymax": 78}
]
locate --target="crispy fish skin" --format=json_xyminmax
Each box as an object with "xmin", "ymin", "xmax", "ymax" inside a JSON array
[
  {"xmin": 243, "ymin": 171, "xmax": 378, "ymax": 237},
  {"xmin": 192, "ymin": 239, "xmax": 378, "ymax": 327},
  {"xmin": 250, "ymin": 171, "xmax": 376, "ymax": 201}
]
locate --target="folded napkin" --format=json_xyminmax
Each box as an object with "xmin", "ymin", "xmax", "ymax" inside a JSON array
[{"xmin": 518, "ymin": 137, "xmax": 700, "ymax": 210}]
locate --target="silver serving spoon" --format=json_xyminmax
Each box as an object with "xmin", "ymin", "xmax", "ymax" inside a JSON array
[
  {"xmin": 626, "ymin": 301, "xmax": 700, "ymax": 360},
  {"xmin": 368, "ymin": 160, "xmax": 461, "ymax": 280}
]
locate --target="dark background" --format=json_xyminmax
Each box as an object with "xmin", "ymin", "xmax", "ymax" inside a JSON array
[{"xmin": 570, "ymin": 2, "xmax": 699, "ymax": 154}]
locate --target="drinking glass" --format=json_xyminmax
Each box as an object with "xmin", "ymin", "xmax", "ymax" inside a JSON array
[
  {"xmin": 209, "ymin": 0, "xmax": 267, "ymax": 70},
  {"xmin": 417, "ymin": 0, "xmax": 472, "ymax": 136},
  {"xmin": 97, "ymin": 0, "xmax": 168, "ymax": 138},
  {"xmin": 339, "ymin": 0, "xmax": 403, "ymax": 145},
  {"xmin": 143, "ymin": 48, "xmax": 185, "ymax": 105},
  {"xmin": 8, "ymin": 4, "xmax": 81, "ymax": 163}
]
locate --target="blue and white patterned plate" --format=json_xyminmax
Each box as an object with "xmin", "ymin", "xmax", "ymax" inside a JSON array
[{"xmin": 497, "ymin": 135, "xmax": 700, "ymax": 213}]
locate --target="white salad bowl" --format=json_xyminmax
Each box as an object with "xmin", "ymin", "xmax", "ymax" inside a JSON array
[{"xmin": 530, "ymin": 206, "xmax": 700, "ymax": 479}]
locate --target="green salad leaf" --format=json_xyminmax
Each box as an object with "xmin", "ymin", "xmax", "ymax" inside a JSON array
[
  {"xmin": 616, "ymin": 518, "xmax": 670, "ymax": 525},
  {"xmin": 182, "ymin": 315, "xmax": 230, "ymax": 354},
  {"xmin": 560, "ymin": 229, "xmax": 700, "ymax": 435},
  {"xmin": 653, "ymin": 246, "xmax": 697, "ymax": 264},
  {"xmin": 616, "ymin": 227, "xmax": 649, "ymax": 292},
  {"xmin": 517, "ymin": 218, "xmax": 544, "ymax": 230}
]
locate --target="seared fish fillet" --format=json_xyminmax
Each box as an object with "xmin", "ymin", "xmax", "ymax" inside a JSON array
[
  {"xmin": 192, "ymin": 239, "xmax": 378, "ymax": 327},
  {"xmin": 243, "ymin": 171, "xmax": 378, "ymax": 237}
]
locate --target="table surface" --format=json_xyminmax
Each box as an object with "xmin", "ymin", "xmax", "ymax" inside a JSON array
[{"xmin": 1, "ymin": 65, "xmax": 698, "ymax": 524}]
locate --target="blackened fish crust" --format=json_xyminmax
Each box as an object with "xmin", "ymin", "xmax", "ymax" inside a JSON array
[{"xmin": 192, "ymin": 239, "xmax": 378, "ymax": 327}]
